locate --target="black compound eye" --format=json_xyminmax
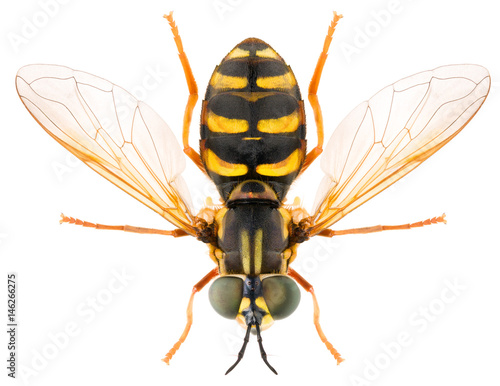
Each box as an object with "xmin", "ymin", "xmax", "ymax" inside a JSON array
[
  {"xmin": 262, "ymin": 276, "xmax": 301, "ymax": 320},
  {"xmin": 209, "ymin": 277, "xmax": 244, "ymax": 319}
]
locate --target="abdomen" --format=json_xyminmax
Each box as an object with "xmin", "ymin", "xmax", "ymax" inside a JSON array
[{"xmin": 200, "ymin": 38, "xmax": 306, "ymax": 201}]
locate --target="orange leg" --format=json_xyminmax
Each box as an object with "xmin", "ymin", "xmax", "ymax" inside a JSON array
[
  {"xmin": 302, "ymin": 11, "xmax": 343, "ymax": 173},
  {"xmin": 164, "ymin": 12, "xmax": 205, "ymax": 173},
  {"xmin": 316, "ymin": 214, "xmax": 447, "ymax": 237},
  {"xmin": 60, "ymin": 214, "xmax": 189, "ymax": 237},
  {"xmin": 287, "ymin": 267, "xmax": 344, "ymax": 365},
  {"xmin": 163, "ymin": 267, "xmax": 219, "ymax": 364}
]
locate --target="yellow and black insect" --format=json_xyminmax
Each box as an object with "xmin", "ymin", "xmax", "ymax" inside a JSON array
[{"xmin": 16, "ymin": 12, "xmax": 490, "ymax": 374}]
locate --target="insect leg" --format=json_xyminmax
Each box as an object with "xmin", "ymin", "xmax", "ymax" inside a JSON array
[
  {"xmin": 287, "ymin": 267, "xmax": 344, "ymax": 365},
  {"xmin": 60, "ymin": 214, "xmax": 190, "ymax": 237},
  {"xmin": 163, "ymin": 267, "xmax": 219, "ymax": 364},
  {"xmin": 301, "ymin": 11, "xmax": 343, "ymax": 173},
  {"xmin": 315, "ymin": 214, "xmax": 447, "ymax": 237},
  {"xmin": 164, "ymin": 12, "xmax": 205, "ymax": 173}
]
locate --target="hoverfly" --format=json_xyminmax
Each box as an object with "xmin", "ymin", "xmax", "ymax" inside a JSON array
[{"xmin": 16, "ymin": 11, "xmax": 490, "ymax": 375}]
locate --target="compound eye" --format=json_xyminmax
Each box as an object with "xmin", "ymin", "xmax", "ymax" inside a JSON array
[
  {"xmin": 262, "ymin": 276, "xmax": 300, "ymax": 320},
  {"xmin": 209, "ymin": 277, "xmax": 243, "ymax": 319}
]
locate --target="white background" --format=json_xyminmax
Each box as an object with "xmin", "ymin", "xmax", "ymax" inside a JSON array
[{"xmin": 1, "ymin": 0, "xmax": 499, "ymax": 385}]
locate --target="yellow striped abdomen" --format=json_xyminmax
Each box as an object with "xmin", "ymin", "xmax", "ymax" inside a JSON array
[{"xmin": 200, "ymin": 38, "xmax": 306, "ymax": 202}]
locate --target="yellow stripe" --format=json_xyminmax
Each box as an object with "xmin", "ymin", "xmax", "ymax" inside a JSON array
[
  {"xmin": 257, "ymin": 110, "xmax": 299, "ymax": 134},
  {"xmin": 256, "ymin": 71, "xmax": 296, "ymax": 89},
  {"xmin": 241, "ymin": 230, "xmax": 250, "ymax": 275},
  {"xmin": 278, "ymin": 207, "xmax": 291, "ymax": 222},
  {"xmin": 255, "ymin": 297, "xmax": 274, "ymax": 330},
  {"xmin": 207, "ymin": 111, "xmax": 248, "ymax": 134},
  {"xmin": 210, "ymin": 71, "xmax": 247, "ymax": 89},
  {"xmin": 215, "ymin": 207, "xmax": 228, "ymax": 225},
  {"xmin": 226, "ymin": 47, "xmax": 250, "ymax": 59},
  {"xmin": 278, "ymin": 208, "xmax": 291, "ymax": 240},
  {"xmin": 288, "ymin": 244, "xmax": 299, "ymax": 265},
  {"xmin": 205, "ymin": 149, "xmax": 248, "ymax": 177},
  {"xmin": 254, "ymin": 229, "xmax": 263, "ymax": 275},
  {"xmin": 255, "ymin": 297, "xmax": 270, "ymax": 313},
  {"xmin": 256, "ymin": 149, "xmax": 301, "ymax": 177},
  {"xmin": 208, "ymin": 244, "xmax": 218, "ymax": 264},
  {"xmin": 242, "ymin": 137, "xmax": 261, "ymax": 140},
  {"xmin": 238, "ymin": 297, "xmax": 251, "ymax": 313},
  {"xmin": 215, "ymin": 208, "xmax": 228, "ymax": 241},
  {"xmin": 230, "ymin": 92, "xmax": 272, "ymax": 102},
  {"xmin": 256, "ymin": 47, "xmax": 280, "ymax": 59}
]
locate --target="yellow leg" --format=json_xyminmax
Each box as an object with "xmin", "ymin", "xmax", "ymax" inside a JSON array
[
  {"xmin": 162, "ymin": 268, "xmax": 219, "ymax": 364},
  {"xmin": 302, "ymin": 12, "xmax": 343, "ymax": 173},
  {"xmin": 287, "ymin": 267, "xmax": 344, "ymax": 365},
  {"xmin": 164, "ymin": 12, "xmax": 205, "ymax": 173},
  {"xmin": 60, "ymin": 214, "xmax": 189, "ymax": 237},
  {"xmin": 317, "ymin": 214, "xmax": 447, "ymax": 237}
]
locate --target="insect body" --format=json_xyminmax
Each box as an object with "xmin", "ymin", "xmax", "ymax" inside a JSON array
[
  {"xmin": 199, "ymin": 38, "xmax": 307, "ymax": 373},
  {"xmin": 16, "ymin": 12, "xmax": 490, "ymax": 375}
]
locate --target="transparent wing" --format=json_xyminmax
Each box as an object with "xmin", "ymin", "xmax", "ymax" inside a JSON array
[
  {"xmin": 310, "ymin": 64, "xmax": 490, "ymax": 235},
  {"xmin": 16, "ymin": 64, "xmax": 198, "ymax": 235}
]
